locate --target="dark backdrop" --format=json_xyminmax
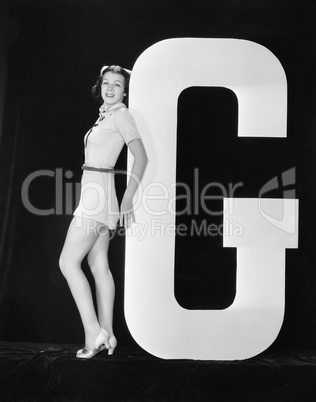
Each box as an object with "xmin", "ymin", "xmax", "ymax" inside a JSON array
[{"xmin": 0, "ymin": 0, "xmax": 315, "ymax": 352}]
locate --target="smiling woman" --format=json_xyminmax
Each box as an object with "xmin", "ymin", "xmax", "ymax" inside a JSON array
[
  {"xmin": 92, "ymin": 65, "xmax": 131, "ymax": 106},
  {"xmin": 59, "ymin": 64, "xmax": 148, "ymax": 359},
  {"xmin": 101, "ymin": 72, "xmax": 125, "ymax": 105}
]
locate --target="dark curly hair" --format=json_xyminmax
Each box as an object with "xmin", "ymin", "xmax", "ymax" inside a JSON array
[{"xmin": 92, "ymin": 65, "xmax": 130, "ymax": 106}]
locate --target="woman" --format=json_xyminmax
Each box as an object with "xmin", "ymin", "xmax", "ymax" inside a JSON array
[{"xmin": 59, "ymin": 65, "xmax": 148, "ymax": 359}]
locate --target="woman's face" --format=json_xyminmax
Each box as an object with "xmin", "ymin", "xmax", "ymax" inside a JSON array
[{"xmin": 101, "ymin": 71, "xmax": 126, "ymax": 107}]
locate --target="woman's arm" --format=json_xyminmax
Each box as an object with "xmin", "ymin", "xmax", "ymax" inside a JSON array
[{"xmin": 120, "ymin": 138, "xmax": 148, "ymax": 228}]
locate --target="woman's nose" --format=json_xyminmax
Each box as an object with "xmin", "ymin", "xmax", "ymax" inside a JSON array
[{"xmin": 108, "ymin": 83, "xmax": 114, "ymax": 91}]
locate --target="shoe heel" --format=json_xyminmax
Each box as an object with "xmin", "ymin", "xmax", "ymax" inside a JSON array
[{"xmin": 108, "ymin": 336, "xmax": 117, "ymax": 355}]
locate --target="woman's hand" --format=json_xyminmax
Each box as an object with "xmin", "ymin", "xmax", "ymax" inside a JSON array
[
  {"xmin": 119, "ymin": 138, "xmax": 147, "ymax": 229},
  {"xmin": 119, "ymin": 197, "xmax": 135, "ymax": 229}
]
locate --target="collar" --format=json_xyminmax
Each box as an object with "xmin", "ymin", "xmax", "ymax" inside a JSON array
[{"xmin": 99, "ymin": 103, "xmax": 126, "ymax": 119}]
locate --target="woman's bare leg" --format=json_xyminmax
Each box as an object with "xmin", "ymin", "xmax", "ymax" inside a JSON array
[
  {"xmin": 87, "ymin": 229, "xmax": 115, "ymax": 337},
  {"xmin": 59, "ymin": 217, "xmax": 102, "ymax": 349}
]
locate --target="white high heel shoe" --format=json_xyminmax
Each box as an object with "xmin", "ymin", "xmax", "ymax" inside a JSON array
[{"xmin": 76, "ymin": 328, "xmax": 110, "ymax": 359}]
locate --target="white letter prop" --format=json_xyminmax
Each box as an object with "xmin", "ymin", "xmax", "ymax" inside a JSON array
[{"xmin": 125, "ymin": 38, "xmax": 297, "ymax": 360}]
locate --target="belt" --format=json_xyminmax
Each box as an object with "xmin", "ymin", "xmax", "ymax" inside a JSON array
[{"xmin": 82, "ymin": 164, "xmax": 126, "ymax": 174}]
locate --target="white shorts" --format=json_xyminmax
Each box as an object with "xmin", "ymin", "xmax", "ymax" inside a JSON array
[{"xmin": 73, "ymin": 169, "xmax": 119, "ymax": 230}]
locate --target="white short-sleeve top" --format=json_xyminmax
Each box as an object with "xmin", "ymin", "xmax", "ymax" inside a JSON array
[{"xmin": 84, "ymin": 102, "xmax": 141, "ymax": 169}]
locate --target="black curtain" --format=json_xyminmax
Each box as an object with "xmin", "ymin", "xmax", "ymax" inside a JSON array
[
  {"xmin": 0, "ymin": 1, "xmax": 22, "ymax": 329},
  {"xmin": 0, "ymin": 0, "xmax": 315, "ymax": 352}
]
